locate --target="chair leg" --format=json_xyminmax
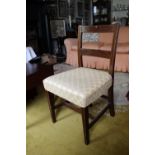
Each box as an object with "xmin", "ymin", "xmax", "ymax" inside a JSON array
[
  {"xmin": 108, "ymin": 87, "xmax": 115, "ymax": 117},
  {"xmin": 46, "ymin": 91, "xmax": 56, "ymax": 123},
  {"xmin": 81, "ymin": 107, "xmax": 89, "ymax": 145},
  {"xmin": 126, "ymin": 91, "xmax": 129, "ymax": 101}
]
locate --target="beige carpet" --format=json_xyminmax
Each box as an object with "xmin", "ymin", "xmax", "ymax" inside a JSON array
[{"xmin": 27, "ymin": 89, "xmax": 129, "ymax": 155}]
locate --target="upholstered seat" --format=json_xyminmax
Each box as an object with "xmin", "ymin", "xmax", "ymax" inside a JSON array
[{"xmin": 43, "ymin": 67, "xmax": 112, "ymax": 108}]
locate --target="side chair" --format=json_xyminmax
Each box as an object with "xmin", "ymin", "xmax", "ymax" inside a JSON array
[{"xmin": 43, "ymin": 24, "xmax": 120, "ymax": 145}]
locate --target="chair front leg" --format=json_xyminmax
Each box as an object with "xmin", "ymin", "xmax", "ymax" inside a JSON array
[
  {"xmin": 108, "ymin": 87, "xmax": 115, "ymax": 117},
  {"xmin": 46, "ymin": 91, "xmax": 56, "ymax": 123},
  {"xmin": 81, "ymin": 107, "xmax": 89, "ymax": 145}
]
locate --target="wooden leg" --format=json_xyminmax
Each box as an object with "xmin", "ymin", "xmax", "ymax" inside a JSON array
[
  {"xmin": 46, "ymin": 91, "xmax": 56, "ymax": 123},
  {"xmin": 108, "ymin": 87, "xmax": 115, "ymax": 117},
  {"xmin": 81, "ymin": 107, "xmax": 89, "ymax": 145},
  {"xmin": 126, "ymin": 91, "xmax": 129, "ymax": 101}
]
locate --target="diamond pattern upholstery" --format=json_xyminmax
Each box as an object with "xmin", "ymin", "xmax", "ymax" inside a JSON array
[{"xmin": 43, "ymin": 67, "xmax": 112, "ymax": 108}]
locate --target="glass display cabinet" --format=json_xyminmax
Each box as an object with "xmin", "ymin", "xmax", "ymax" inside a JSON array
[{"xmin": 92, "ymin": 0, "xmax": 111, "ymax": 25}]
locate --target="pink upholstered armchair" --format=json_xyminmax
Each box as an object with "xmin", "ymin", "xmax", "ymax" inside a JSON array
[{"xmin": 64, "ymin": 26, "xmax": 129, "ymax": 72}]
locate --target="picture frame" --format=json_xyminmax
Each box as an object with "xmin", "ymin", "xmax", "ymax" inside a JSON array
[
  {"xmin": 50, "ymin": 20, "xmax": 66, "ymax": 38},
  {"xmin": 77, "ymin": 2, "xmax": 84, "ymax": 17},
  {"xmin": 48, "ymin": 5, "xmax": 58, "ymax": 19},
  {"xmin": 59, "ymin": 0, "xmax": 68, "ymax": 18}
]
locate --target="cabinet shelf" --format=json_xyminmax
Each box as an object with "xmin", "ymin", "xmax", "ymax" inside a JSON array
[
  {"xmin": 112, "ymin": 10, "xmax": 128, "ymax": 12},
  {"xmin": 92, "ymin": 0, "xmax": 111, "ymax": 25},
  {"xmin": 94, "ymin": 14, "xmax": 108, "ymax": 17}
]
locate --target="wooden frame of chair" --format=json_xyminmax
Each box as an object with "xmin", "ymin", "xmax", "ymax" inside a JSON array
[{"xmin": 46, "ymin": 24, "xmax": 120, "ymax": 145}]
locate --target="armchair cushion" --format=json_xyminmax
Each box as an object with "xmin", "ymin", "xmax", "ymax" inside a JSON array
[
  {"xmin": 71, "ymin": 42, "xmax": 104, "ymax": 51},
  {"xmin": 82, "ymin": 42, "xmax": 104, "ymax": 50},
  {"xmin": 100, "ymin": 43, "xmax": 129, "ymax": 54},
  {"xmin": 116, "ymin": 43, "xmax": 129, "ymax": 53}
]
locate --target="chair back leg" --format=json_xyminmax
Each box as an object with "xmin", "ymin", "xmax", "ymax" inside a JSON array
[
  {"xmin": 108, "ymin": 87, "xmax": 115, "ymax": 116},
  {"xmin": 81, "ymin": 107, "xmax": 89, "ymax": 145}
]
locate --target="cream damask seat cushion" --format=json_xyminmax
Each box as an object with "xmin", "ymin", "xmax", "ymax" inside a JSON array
[{"xmin": 43, "ymin": 67, "xmax": 112, "ymax": 108}]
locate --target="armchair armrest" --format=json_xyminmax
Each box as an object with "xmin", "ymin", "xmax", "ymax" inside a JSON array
[{"xmin": 64, "ymin": 38, "xmax": 78, "ymax": 53}]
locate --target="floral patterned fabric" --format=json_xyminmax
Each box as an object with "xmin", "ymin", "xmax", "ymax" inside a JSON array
[{"xmin": 82, "ymin": 33, "xmax": 99, "ymax": 42}]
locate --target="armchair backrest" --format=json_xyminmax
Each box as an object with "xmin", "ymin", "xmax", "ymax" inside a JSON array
[
  {"xmin": 117, "ymin": 26, "xmax": 129, "ymax": 43},
  {"xmin": 98, "ymin": 26, "xmax": 128, "ymax": 44}
]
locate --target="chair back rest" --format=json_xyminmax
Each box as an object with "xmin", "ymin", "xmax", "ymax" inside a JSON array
[{"xmin": 77, "ymin": 24, "xmax": 120, "ymax": 79}]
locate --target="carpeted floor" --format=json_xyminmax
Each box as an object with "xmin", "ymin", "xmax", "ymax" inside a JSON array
[{"xmin": 26, "ymin": 63, "xmax": 129, "ymax": 155}]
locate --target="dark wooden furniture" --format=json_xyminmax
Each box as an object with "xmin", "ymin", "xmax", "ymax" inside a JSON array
[
  {"xmin": 92, "ymin": 0, "xmax": 111, "ymax": 25},
  {"xmin": 45, "ymin": 24, "xmax": 120, "ymax": 144},
  {"xmin": 26, "ymin": 56, "xmax": 56, "ymax": 99},
  {"xmin": 126, "ymin": 91, "xmax": 129, "ymax": 101}
]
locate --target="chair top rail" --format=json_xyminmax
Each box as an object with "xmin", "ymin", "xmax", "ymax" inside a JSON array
[{"xmin": 79, "ymin": 24, "xmax": 118, "ymax": 33}]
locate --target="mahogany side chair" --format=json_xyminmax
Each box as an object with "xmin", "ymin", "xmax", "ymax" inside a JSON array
[{"xmin": 43, "ymin": 24, "xmax": 120, "ymax": 145}]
